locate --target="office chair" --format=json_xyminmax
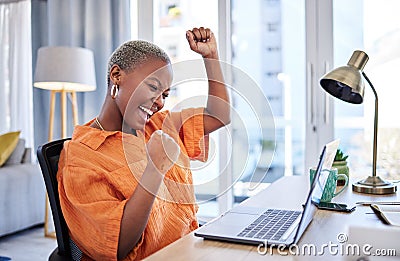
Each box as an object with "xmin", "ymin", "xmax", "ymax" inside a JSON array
[{"xmin": 37, "ymin": 138, "xmax": 82, "ymax": 261}]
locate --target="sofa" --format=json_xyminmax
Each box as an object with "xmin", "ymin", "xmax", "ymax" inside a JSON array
[{"xmin": 0, "ymin": 138, "xmax": 45, "ymax": 237}]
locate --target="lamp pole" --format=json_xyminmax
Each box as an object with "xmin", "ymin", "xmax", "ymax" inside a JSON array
[
  {"xmin": 362, "ymin": 72, "xmax": 378, "ymax": 179},
  {"xmin": 352, "ymin": 72, "xmax": 395, "ymax": 193}
]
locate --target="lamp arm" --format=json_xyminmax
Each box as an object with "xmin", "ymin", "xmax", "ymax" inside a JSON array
[{"xmin": 362, "ymin": 72, "xmax": 378, "ymax": 177}]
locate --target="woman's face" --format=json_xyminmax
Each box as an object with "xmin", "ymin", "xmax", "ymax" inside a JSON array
[{"xmin": 116, "ymin": 58, "xmax": 173, "ymax": 131}]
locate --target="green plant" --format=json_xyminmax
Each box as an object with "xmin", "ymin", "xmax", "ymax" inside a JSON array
[{"xmin": 334, "ymin": 149, "xmax": 348, "ymax": 161}]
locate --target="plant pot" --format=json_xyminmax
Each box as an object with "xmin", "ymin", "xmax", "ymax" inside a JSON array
[{"xmin": 332, "ymin": 160, "xmax": 349, "ymax": 186}]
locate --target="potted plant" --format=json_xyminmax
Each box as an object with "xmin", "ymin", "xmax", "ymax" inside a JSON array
[{"xmin": 333, "ymin": 148, "xmax": 349, "ymax": 186}]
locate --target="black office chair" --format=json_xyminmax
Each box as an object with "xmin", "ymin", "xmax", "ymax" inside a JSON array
[{"xmin": 37, "ymin": 138, "xmax": 82, "ymax": 261}]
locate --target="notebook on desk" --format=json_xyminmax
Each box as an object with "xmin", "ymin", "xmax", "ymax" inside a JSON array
[{"xmin": 195, "ymin": 139, "xmax": 340, "ymax": 246}]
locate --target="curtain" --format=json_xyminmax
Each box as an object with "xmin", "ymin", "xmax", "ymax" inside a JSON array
[
  {"xmin": 0, "ymin": 0, "xmax": 34, "ymax": 148},
  {"xmin": 32, "ymin": 0, "xmax": 131, "ymax": 148}
]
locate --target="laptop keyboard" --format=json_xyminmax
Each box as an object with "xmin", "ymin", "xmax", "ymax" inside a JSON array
[{"xmin": 237, "ymin": 209, "xmax": 301, "ymax": 241}]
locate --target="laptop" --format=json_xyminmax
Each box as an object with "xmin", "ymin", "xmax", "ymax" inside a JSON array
[{"xmin": 195, "ymin": 139, "xmax": 340, "ymax": 246}]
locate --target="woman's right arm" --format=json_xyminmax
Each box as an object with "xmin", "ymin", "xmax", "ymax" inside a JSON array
[{"xmin": 117, "ymin": 130, "xmax": 180, "ymax": 260}]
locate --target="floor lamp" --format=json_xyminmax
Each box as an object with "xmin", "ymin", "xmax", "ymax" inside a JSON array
[
  {"xmin": 320, "ymin": 50, "xmax": 397, "ymax": 195},
  {"xmin": 34, "ymin": 46, "xmax": 96, "ymax": 237}
]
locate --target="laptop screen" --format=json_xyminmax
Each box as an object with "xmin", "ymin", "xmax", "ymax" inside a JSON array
[
  {"xmin": 293, "ymin": 139, "xmax": 340, "ymax": 243},
  {"xmin": 311, "ymin": 139, "xmax": 340, "ymax": 203}
]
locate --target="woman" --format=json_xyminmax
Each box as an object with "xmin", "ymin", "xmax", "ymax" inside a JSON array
[{"xmin": 57, "ymin": 27, "xmax": 230, "ymax": 260}]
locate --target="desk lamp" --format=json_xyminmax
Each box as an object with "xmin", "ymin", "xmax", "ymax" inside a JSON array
[
  {"xmin": 320, "ymin": 50, "xmax": 397, "ymax": 194},
  {"xmin": 34, "ymin": 46, "xmax": 96, "ymax": 237}
]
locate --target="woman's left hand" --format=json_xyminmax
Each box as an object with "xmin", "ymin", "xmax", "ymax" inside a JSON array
[{"xmin": 186, "ymin": 27, "xmax": 218, "ymax": 59}]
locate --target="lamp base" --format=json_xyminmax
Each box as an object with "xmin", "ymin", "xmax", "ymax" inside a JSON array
[{"xmin": 352, "ymin": 176, "xmax": 397, "ymax": 194}]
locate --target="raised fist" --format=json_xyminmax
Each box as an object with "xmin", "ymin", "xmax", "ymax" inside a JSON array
[{"xmin": 186, "ymin": 27, "xmax": 218, "ymax": 59}]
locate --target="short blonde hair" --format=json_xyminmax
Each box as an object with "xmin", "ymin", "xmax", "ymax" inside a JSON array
[{"xmin": 107, "ymin": 40, "xmax": 171, "ymax": 86}]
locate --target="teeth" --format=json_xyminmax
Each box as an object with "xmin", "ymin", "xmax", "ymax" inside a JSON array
[{"xmin": 139, "ymin": 106, "xmax": 153, "ymax": 116}]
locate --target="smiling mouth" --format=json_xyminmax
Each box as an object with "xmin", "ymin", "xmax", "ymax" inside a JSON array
[{"xmin": 139, "ymin": 105, "xmax": 154, "ymax": 118}]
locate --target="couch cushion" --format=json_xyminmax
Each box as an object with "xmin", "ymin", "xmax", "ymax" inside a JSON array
[
  {"xmin": 4, "ymin": 138, "xmax": 26, "ymax": 165},
  {"xmin": 0, "ymin": 163, "xmax": 46, "ymax": 236},
  {"xmin": 0, "ymin": 131, "xmax": 21, "ymax": 167}
]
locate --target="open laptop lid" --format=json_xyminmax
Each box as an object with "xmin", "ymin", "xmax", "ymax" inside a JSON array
[
  {"xmin": 311, "ymin": 139, "xmax": 340, "ymax": 204},
  {"xmin": 292, "ymin": 139, "xmax": 340, "ymax": 244}
]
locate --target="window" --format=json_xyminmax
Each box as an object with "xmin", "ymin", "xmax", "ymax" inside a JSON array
[
  {"xmin": 131, "ymin": 0, "xmax": 400, "ymax": 219},
  {"xmin": 0, "ymin": 1, "xmax": 33, "ymax": 147},
  {"xmin": 333, "ymin": 0, "xmax": 400, "ymax": 181},
  {"xmin": 231, "ymin": 0, "xmax": 306, "ymax": 203}
]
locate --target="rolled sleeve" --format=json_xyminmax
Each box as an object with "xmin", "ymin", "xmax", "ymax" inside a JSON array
[{"xmin": 180, "ymin": 107, "xmax": 209, "ymax": 162}]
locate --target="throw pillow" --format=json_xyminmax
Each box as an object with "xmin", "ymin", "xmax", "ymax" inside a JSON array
[
  {"xmin": 4, "ymin": 138, "xmax": 26, "ymax": 165},
  {"xmin": 0, "ymin": 131, "xmax": 21, "ymax": 167}
]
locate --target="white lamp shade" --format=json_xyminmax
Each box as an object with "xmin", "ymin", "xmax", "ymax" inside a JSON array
[{"xmin": 34, "ymin": 46, "xmax": 96, "ymax": 92}]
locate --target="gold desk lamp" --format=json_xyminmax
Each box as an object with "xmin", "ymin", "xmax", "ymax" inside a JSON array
[{"xmin": 320, "ymin": 50, "xmax": 397, "ymax": 194}]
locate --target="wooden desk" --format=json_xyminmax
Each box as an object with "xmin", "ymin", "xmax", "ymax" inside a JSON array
[{"xmin": 145, "ymin": 176, "xmax": 399, "ymax": 260}]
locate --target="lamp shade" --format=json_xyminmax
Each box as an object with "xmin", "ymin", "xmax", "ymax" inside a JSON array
[
  {"xmin": 34, "ymin": 46, "xmax": 96, "ymax": 92},
  {"xmin": 320, "ymin": 50, "xmax": 369, "ymax": 104}
]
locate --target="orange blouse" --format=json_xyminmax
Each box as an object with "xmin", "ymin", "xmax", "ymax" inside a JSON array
[{"xmin": 57, "ymin": 108, "xmax": 209, "ymax": 260}]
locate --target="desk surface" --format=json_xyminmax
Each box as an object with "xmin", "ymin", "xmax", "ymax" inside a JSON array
[{"xmin": 145, "ymin": 176, "xmax": 399, "ymax": 260}]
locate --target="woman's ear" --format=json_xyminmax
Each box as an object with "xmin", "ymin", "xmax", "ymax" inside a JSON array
[{"xmin": 110, "ymin": 65, "xmax": 122, "ymax": 85}]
